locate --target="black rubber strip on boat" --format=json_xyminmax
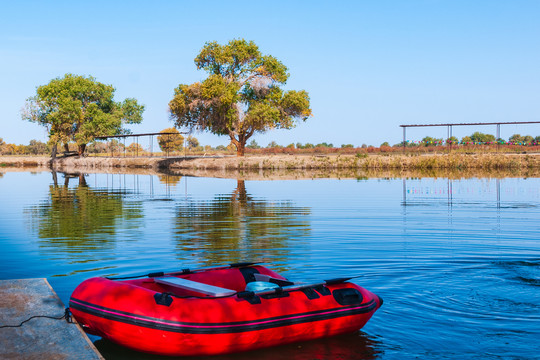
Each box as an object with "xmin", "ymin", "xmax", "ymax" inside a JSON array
[{"xmin": 69, "ymin": 297, "xmax": 377, "ymax": 335}]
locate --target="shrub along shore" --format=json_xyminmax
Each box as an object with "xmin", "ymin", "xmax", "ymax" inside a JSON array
[{"xmin": 1, "ymin": 153, "xmax": 539, "ymax": 173}]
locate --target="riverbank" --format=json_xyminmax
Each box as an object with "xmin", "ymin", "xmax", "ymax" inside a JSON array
[
  {"xmin": 2, "ymin": 153, "xmax": 540, "ymax": 179},
  {"xmin": 2, "ymin": 153, "xmax": 539, "ymax": 170}
]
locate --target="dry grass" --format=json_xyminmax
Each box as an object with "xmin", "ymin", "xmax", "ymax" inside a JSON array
[
  {"xmin": 164, "ymin": 153, "xmax": 540, "ymax": 171},
  {"xmin": 2, "ymin": 154, "xmax": 540, "ymax": 180},
  {"xmin": 1, "ymin": 153, "xmax": 539, "ymax": 175}
]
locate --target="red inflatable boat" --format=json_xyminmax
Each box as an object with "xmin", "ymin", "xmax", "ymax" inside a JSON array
[{"xmin": 70, "ymin": 263, "xmax": 382, "ymax": 356}]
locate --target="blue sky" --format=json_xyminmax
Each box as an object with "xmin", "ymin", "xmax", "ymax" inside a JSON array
[{"xmin": 1, "ymin": 1, "xmax": 539, "ymax": 148}]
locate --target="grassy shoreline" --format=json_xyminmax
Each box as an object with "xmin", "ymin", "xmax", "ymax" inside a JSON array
[
  {"xmin": 1, "ymin": 153, "xmax": 539, "ymax": 171},
  {"xmin": 1, "ymin": 154, "xmax": 540, "ymax": 179}
]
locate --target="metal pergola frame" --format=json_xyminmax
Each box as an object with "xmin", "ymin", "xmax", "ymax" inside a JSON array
[
  {"xmin": 94, "ymin": 132, "xmax": 187, "ymax": 157},
  {"xmin": 399, "ymin": 121, "xmax": 540, "ymax": 150}
]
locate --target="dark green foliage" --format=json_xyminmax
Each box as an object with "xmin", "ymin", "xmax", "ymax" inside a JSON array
[
  {"xmin": 422, "ymin": 136, "xmax": 443, "ymax": 146},
  {"xmin": 22, "ymin": 74, "xmax": 144, "ymax": 156},
  {"xmin": 470, "ymin": 132, "xmax": 495, "ymax": 143}
]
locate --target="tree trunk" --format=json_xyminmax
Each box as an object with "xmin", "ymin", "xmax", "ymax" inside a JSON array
[
  {"xmin": 236, "ymin": 141, "xmax": 245, "ymax": 156},
  {"xmin": 230, "ymin": 132, "xmax": 249, "ymax": 157},
  {"xmin": 235, "ymin": 179, "xmax": 246, "ymax": 201},
  {"xmin": 64, "ymin": 143, "xmax": 70, "ymax": 152},
  {"xmin": 78, "ymin": 144, "xmax": 86, "ymax": 156},
  {"xmin": 51, "ymin": 144, "xmax": 57, "ymax": 159},
  {"xmin": 51, "ymin": 170, "xmax": 58, "ymax": 186},
  {"xmin": 231, "ymin": 179, "xmax": 248, "ymax": 203}
]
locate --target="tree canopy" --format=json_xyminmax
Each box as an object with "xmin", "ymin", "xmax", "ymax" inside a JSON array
[
  {"xmin": 470, "ymin": 132, "xmax": 495, "ymax": 143},
  {"xmin": 168, "ymin": 39, "xmax": 312, "ymax": 156},
  {"xmin": 22, "ymin": 74, "xmax": 144, "ymax": 156},
  {"xmin": 157, "ymin": 127, "xmax": 184, "ymax": 153}
]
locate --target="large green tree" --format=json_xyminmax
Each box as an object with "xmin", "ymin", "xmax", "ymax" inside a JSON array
[
  {"xmin": 22, "ymin": 74, "xmax": 144, "ymax": 157},
  {"xmin": 168, "ymin": 39, "xmax": 312, "ymax": 156}
]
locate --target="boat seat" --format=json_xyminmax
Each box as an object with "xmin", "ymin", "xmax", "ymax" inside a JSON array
[{"xmin": 154, "ymin": 277, "xmax": 236, "ymax": 297}]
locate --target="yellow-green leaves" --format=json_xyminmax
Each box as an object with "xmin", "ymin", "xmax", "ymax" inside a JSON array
[
  {"xmin": 157, "ymin": 128, "xmax": 184, "ymax": 152},
  {"xmin": 169, "ymin": 39, "xmax": 312, "ymax": 156}
]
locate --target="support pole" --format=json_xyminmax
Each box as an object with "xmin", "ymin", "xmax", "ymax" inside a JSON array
[
  {"xmin": 496, "ymin": 124, "xmax": 501, "ymax": 152},
  {"xmin": 449, "ymin": 125, "xmax": 453, "ymax": 152},
  {"xmin": 402, "ymin": 127, "xmax": 406, "ymax": 153}
]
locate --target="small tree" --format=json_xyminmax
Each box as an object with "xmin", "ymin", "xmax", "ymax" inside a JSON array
[
  {"xmin": 470, "ymin": 132, "xmax": 495, "ymax": 144},
  {"xmin": 422, "ymin": 136, "xmax": 442, "ymax": 146},
  {"xmin": 126, "ymin": 143, "xmax": 144, "ymax": 155},
  {"xmin": 267, "ymin": 141, "xmax": 281, "ymax": 148},
  {"xmin": 87, "ymin": 142, "xmax": 108, "ymax": 154},
  {"xmin": 523, "ymin": 135, "xmax": 534, "ymax": 144},
  {"xmin": 186, "ymin": 135, "xmax": 199, "ymax": 150},
  {"xmin": 106, "ymin": 140, "xmax": 124, "ymax": 155},
  {"xmin": 246, "ymin": 140, "xmax": 260, "ymax": 149},
  {"xmin": 446, "ymin": 136, "xmax": 458, "ymax": 145},
  {"xmin": 316, "ymin": 142, "xmax": 333, "ymax": 148},
  {"xmin": 509, "ymin": 134, "xmax": 523, "ymax": 144},
  {"xmin": 157, "ymin": 128, "xmax": 184, "ymax": 153},
  {"xmin": 27, "ymin": 139, "xmax": 49, "ymax": 155}
]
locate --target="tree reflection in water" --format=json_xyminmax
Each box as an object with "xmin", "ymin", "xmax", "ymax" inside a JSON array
[
  {"xmin": 26, "ymin": 171, "xmax": 143, "ymax": 261},
  {"xmin": 174, "ymin": 180, "xmax": 311, "ymax": 268},
  {"xmin": 158, "ymin": 174, "xmax": 182, "ymax": 187}
]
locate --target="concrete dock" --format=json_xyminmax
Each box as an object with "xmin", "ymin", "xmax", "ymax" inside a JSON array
[{"xmin": 0, "ymin": 278, "xmax": 103, "ymax": 360}]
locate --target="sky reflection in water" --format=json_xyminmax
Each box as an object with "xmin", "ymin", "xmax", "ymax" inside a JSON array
[{"xmin": 0, "ymin": 170, "xmax": 539, "ymax": 359}]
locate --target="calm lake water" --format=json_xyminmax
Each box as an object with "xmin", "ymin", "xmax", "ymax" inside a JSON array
[{"xmin": 0, "ymin": 170, "xmax": 539, "ymax": 359}]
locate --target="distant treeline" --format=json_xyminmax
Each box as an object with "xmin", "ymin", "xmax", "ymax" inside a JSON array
[
  {"xmin": 1, "ymin": 131, "xmax": 540, "ymax": 156},
  {"xmin": 403, "ymin": 132, "xmax": 540, "ymax": 147}
]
